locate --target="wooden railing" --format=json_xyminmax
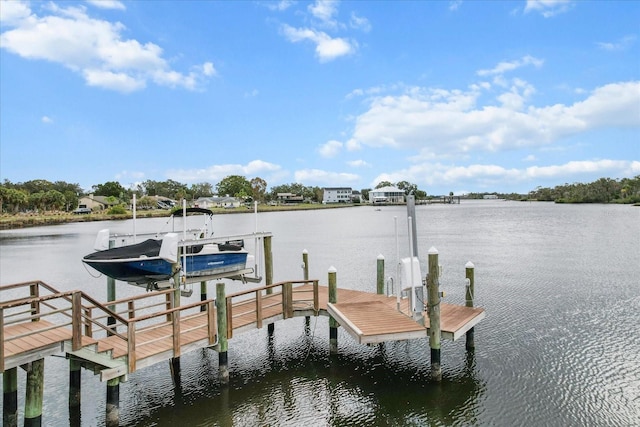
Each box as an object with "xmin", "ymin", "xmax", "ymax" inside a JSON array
[
  {"xmin": 1, "ymin": 281, "xmax": 216, "ymax": 374},
  {"xmin": 225, "ymin": 279, "xmax": 319, "ymax": 338}
]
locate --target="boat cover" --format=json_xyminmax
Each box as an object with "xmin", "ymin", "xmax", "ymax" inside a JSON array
[{"xmin": 83, "ymin": 239, "xmax": 162, "ymax": 261}]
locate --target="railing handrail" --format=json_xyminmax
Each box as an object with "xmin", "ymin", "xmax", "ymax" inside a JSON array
[
  {"xmin": 129, "ymin": 299, "xmax": 213, "ymax": 323},
  {"xmin": 226, "ymin": 279, "xmax": 317, "ymax": 299}
]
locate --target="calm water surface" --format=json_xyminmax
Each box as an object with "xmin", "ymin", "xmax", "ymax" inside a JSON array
[{"xmin": 1, "ymin": 201, "xmax": 639, "ymax": 426}]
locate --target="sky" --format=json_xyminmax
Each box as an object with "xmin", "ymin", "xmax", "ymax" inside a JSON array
[{"xmin": 1, "ymin": 0, "xmax": 639, "ymax": 196}]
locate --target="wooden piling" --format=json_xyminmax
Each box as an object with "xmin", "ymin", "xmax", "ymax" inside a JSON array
[
  {"xmin": 376, "ymin": 254, "xmax": 385, "ymax": 295},
  {"xmin": 264, "ymin": 236, "xmax": 275, "ymax": 335},
  {"xmin": 216, "ymin": 281, "xmax": 229, "ymax": 383},
  {"xmin": 303, "ymin": 250, "xmax": 310, "ymax": 323},
  {"xmin": 69, "ymin": 358, "xmax": 81, "ymax": 408},
  {"xmin": 200, "ymin": 280, "xmax": 207, "ymax": 312},
  {"xmin": 105, "ymin": 377, "xmax": 119, "ymax": 427},
  {"xmin": 465, "ymin": 261, "xmax": 475, "ymax": 351},
  {"xmin": 24, "ymin": 359, "xmax": 44, "ymax": 427},
  {"xmin": 328, "ymin": 267, "xmax": 338, "ymax": 355},
  {"xmin": 3, "ymin": 366, "xmax": 18, "ymax": 427},
  {"xmin": 427, "ymin": 247, "xmax": 442, "ymax": 382}
]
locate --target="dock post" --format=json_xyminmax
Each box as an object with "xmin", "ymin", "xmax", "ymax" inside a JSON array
[
  {"xmin": 24, "ymin": 359, "xmax": 44, "ymax": 427},
  {"xmin": 105, "ymin": 377, "xmax": 119, "ymax": 427},
  {"xmin": 3, "ymin": 366, "xmax": 18, "ymax": 427},
  {"xmin": 376, "ymin": 254, "xmax": 385, "ymax": 295},
  {"xmin": 328, "ymin": 266, "xmax": 338, "ymax": 355},
  {"xmin": 107, "ymin": 239, "xmax": 116, "ymax": 332},
  {"xmin": 302, "ymin": 249, "xmax": 310, "ymax": 325},
  {"xmin": 427, "ymin": 247, "xmax": 442, "ymax": 382},
  {"xmin": 216, "ymin": 282, "xmax": 229, "ymax": 384},
  {"xmin": 264, "ymin": 236, "xmax": 275, "ymax": 335},
  {"xmin": 69, "ymin": 358, "xmax": 81, "ymax": 408},
  {"xmin": 465, "ymin": 261, "xmax": 475, "ymax": 351},
  {"xmin": 200, "ymin": 280, "xmax": 207, "ymax": 312}
]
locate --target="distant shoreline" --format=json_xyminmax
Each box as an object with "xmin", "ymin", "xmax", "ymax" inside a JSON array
[{"xmin": 0, "ymin": 203, "xmax": 359, "ymax": 230}]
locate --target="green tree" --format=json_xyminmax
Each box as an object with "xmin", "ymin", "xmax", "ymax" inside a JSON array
[
  {"xmin": 375, "ymin": 181, "xmax": 393, "ymax": 189},
  {"xmin": 216, "ymin": 175, "xmax": 251, "ymax": 198},
  {"xmin": 92, "ymin": 181, "xmax": 127, "ymax": 198},
  {"xmin": 190, "ymin": 182, "xmax": 214, "ymax": 199},
  {"xmin": 250, "ymin": 177, "xmax": 267, "ymax": 203},
  {"xmin": 43, "ymin": 190, "xmax": 66, "ymax": 210}
]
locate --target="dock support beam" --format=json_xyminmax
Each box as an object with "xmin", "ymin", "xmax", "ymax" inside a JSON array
[
  {"xmin": 376, "ymin": 254, "xmax": 385, "ymax": 295},
  {"xmin": 264, "ymin": 236, "xmax": 275, "ymax": 335},
  {"xmin": 427, "ymin": 247, "xmax": 442, "ymax": 382},
  {"xmin": 105, "ymin": 377, "xmax": 119, "ymax": 427},
  {"xmin": 328, "ymin": 266, "xmax": 338, "ymax": 355},
  {"xmin": 24, "ymin": 359, "xmax": 44, "ymax": 427},
  {"xmin": 3, "ymin": 367, "xmax": 18, "ymax": 427},
  {"xmin": 465, "ymin": 262, "xmax": 475, "ymax": 351},
  {"xmin": 216, "ymin": 282, "xmax": 229, "ymax": 384}
]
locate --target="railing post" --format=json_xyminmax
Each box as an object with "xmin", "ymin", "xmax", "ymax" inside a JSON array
[
  {"xmin": 427, "ymin": 247, "xmax": 442, "ymax": 382},
  {"xmin": 255, "ymin": 291, "xmax": 263, "ymax": 329},
  {"xmin": 216, "ymin": 282, "xmax": 229, "ymax": 384},
  {"xmin": 200, "ymin": 280, "xmax": 207, "ymax": 312},
  {"xmin": 84, "ymin": 307, "xmax": 92, "ymax": 337},
  {"xmin": 465, "ymin": 261, "xmax": 475, "ymax": 351},
  {"xmin": 377, "ymin": 254, "xmax": 385, "ymax": 295},
  {"xmin": 71, "ymin": 291, "xmax": 82, "ymax": 351},
  {"xmin": 207, "ymin": 301, "xmax": 216, "ymax": 345},
  {"xmin": 313, "ymin": 280, "xmax": 319, "ymax": 312},
  {"xmin": 328, "ymin": 267, "xmax": 338, "ymax": 355},
  {"xmin": 0, "ymin": 308, "xmax": 4, "ymax": 373},
  {"xmin": 3, "ymin": 366, "xmax": 18, "ymax": 427},
  {"xmin": 24, "ymin": 359, "xmax": 44, "ymax": 427},
  {"xmin": 127, "ymin": 324, "xmax": 136, "ymax": 373},
  {"xmin": 172, "ymin": 308, "xmax": 181, "ymax": 359},
  {"xmin": 30, "ymin": 282, "xmax": 39, "ymax": 321}
]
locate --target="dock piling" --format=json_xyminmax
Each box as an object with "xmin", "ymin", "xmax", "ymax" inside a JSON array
[
  {"xmin": 427, "ymin": 247, "xmax": 442, "ymax": 382},
  {"xmin": 105, "ymin": 377, "xmax": 119, "ymax": 427},
  {"xmin": 328, "ymin": 267, "xmax": 338, "ymax": 355},
  {"xmin": 264, "ymin": 236, "xmax": 275, "ymax": 335},
  {"xmin": 107, "ymin": 239, "xmax": 116, "ymax": 331},
  {"xmin": 465, "ymin": 262, "xmax": 475, "ymax": 351},
  {"xmin": 69, "ymin": 358, "xmax": 81, "ymax": 408},
  {"xmin": 376, "ymin": 254, "xmax": 385, "ymax": 295},
  {"xmin": 24, "ymin": 359, "xmax": 44, "ymax": 427},
  {"xmin": 3, "ymin": 366, "xmax": 18, "ymax": 427},
  {"xmin": 200, "ymin": 280, "xmax": 207, "ymax": 312},
  {"xmin": 303, "ymin": 250, "xmax": 311, "ymax": 324},
  {"xmin": 216, "ymin": 282, "xmax": 229, "ymax": 383}
]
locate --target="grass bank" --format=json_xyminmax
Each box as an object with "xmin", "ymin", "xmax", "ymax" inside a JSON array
[{"xmin": 0, "ymin": 203, "xmax": 361, "ymax": 230}]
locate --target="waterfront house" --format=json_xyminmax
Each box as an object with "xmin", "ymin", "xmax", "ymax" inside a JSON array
[
  {"xmin": 369, "ymin": 186, "xmax": 405, "ymax": 204},
  {"xmin": 322, "ymin": 187, "xmax": 353, "ymax": 203}
]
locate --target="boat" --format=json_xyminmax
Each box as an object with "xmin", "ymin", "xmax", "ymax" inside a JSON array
[{"xmin": 82, "ymin": 207, "xmax": 253, "ymax": 285}]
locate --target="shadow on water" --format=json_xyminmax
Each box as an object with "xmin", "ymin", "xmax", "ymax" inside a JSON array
[{"xmin": 119, "ymin": 322, "xmax": 486, "ymax": 427}]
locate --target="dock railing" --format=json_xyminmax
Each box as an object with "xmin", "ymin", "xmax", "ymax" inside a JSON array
[
  {"xmin": 225, "ymin": 279, "xmax": 319, "ymax": 338},
  {"xmin": 1, "ymin": 281, "xmax": 216, "ymax": 374}
]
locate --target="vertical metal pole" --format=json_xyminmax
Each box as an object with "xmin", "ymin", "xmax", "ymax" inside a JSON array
[
  {"xmin": 3, "ymin": 367, "xmax": 18, "ymax": 427},
  {"xmin": 407, "ymin": 194, "xmax": 418, "ymax": 258},
  {"xmin": 24, "ymin": 359, "xmax": 45, "ymax": 427},
  {"xmin": 216, "ymin": 282, "xmax": 229, "ymax": 384},
  {"xmin": 465, "ymin": 261, "xmax": 475, "ymax": 351},
  {"xmin": 428, "ymin": 247, "xmax": 442, "ymax": 382},
  {"xmin": 376, "ymin": 254, "xmax": 385, "ymax": 295},
  {"xmin": 328, "ymin": 267, "xmax": 338, "ymax": 355}
]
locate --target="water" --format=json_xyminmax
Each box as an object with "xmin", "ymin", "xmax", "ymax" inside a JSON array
[{"xmin": 1, "ymin": 201, "xmax": 639, "ymax": 426}]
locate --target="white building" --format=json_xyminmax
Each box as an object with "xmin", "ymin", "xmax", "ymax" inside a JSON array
[
  {"xmin": 323, "ymin": 187, "xmax": 352, "ymax": 203},
  {"xmin": 369, "ymin": 186, "xmax": 405, "ymax": 204},
  {"xmin": 193, "ymin": 196, "xmax": 241, "ymax": 209}
]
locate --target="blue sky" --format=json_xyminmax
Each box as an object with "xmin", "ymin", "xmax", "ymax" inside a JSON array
[{"xmin": 1, "ymin": 0, "xmax": 639, "ymax": 195}]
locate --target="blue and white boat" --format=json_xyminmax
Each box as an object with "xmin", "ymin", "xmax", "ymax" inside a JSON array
[{"xmin": 82, "ymin": 207, "xmax": 254, "ymax": 285}]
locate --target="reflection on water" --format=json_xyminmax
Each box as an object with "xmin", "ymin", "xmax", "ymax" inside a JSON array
[{"xmin": 1, "ymin": 201, "xmax": 639, "ymax": 426}]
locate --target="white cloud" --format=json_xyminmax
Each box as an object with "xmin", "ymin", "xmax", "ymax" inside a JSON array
[
  {"xmin": 346, "ymin": 80, "xmax": 640, "ymax": 159},
  {"xmin": 449, "ymin": 1, "xmax": 463, "ymax": 11},
  {"xmin": 41, "ymin": 116, "xmax": 53, "ymax": 124},
  {"xmin": 350, "ymin": 12, "xmax": 371, "ymax": 32},
  {"xmin": 168, "ymin": 160, "xmax": 283, "ymax": 183},
  {"xmin": 477, "ymin": 55, "xmax": 544, "ymax": 77},
  {"xmin": 0, "ymin": 2, "xmax": 215, "ymax": 93},
  {"xmin": 281, "ymin": 24, "xmax": 356, "ymax": 62},
  {"xmin": 597, "ymin": 35, "xmax": 637, "ymax": 51},
  {"xmin": 524, "ymin": 0, "xmax": 573, "ymax": 18},
  {"xmin": 264, "ymin": 1, "xmax": 294, "ymax": 12},
  {"xmin": 294, "ymin": 168, "xmax": 359, "ymax": 186},
  {"xmin": 308, "ymin": 0, "xmax": 339, "ymax": 28},
  {"xmin": 347, "ymin": 159, "xmax": 370, "ymax": 168},
  {"xmin": 86, "ymin": 1, "xmax": 126, "ymax": 11},
  {"xmin": 318, "ymin": 140, "xmax": 343, "ymax": 158}
]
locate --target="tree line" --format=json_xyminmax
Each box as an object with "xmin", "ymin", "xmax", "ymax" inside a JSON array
[
  {"xmin": 0, "ymin": 176, "xmax": 425, "ymax": 213},
  {"xmin": 3, "ymin": 174, "xmax": 635, "ymax": 214}
]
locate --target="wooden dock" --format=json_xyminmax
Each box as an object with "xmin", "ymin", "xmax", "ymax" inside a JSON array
[{"xmin": 2, "ymin": 280, "xmax": 484, "ymax": 380}]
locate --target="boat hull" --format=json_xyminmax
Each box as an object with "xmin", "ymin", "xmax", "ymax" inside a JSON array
[{"xmin": 83, "ymin": 252, "xmax": 248, "ymax": 284}]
